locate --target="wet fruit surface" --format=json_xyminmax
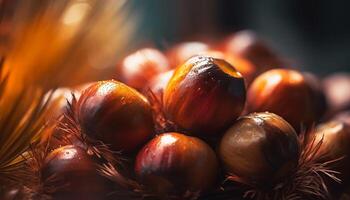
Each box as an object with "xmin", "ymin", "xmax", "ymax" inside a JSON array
[
  {"xmin": 135, "ymin": 132, "xmax": 218, "ymax": 195},
  {"xmin": 77, "ymin": 80, "xmax": 154, "ymax": 152},
  {"xmin": 164, "ymin": 55, "xmax": 246, "ymax": 135}
]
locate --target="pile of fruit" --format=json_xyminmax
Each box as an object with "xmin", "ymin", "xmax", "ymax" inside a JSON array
[{"xmin": 16, "ymin": 31, "xmax": 350, "ymax": 200}]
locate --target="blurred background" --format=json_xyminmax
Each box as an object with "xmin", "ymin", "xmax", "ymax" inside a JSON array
[
  {"xmin": 1, "ymin": 0, "xmax": 349, "ymax": 78},
  {"xmin": 133, "ymin": 0, "xmax": 350, "ymax": 75}
]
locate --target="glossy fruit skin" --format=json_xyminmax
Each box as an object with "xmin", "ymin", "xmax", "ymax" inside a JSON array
[
  {"xmin": 41, "ymin": 145, "xmax": 110, "ymax": 200},
  {"xmin": 219, "ymin": 112, "xmax": 300, "ymax": 187},
  {"xmin": 163, "ymin": 55, "xmax": 246, "ymax": 135},
  {"xmin": 166, "ymin": 41, "xmax": 210, "ymax": 68},
  {"xmin": 117, "ymin": 48, "xmax": 170, "ymax": 90},
  {"xmin": 77, "ymin": 80, "xmax": 154, "ymax": 152},
  {"xmin": 219, "ymin": 30, "xmax": 285, "ymax": 71},
  {"xmin": 247, "ymin": 69, "xmax": 320, "ymax": 131},
  {"xmin": 135, "ymin": 132, "xmax": 218, "ymax": 195},
  {"xmin": 323, "ymin": 73, "xmax": 350, "ymax": 116},
  {"xmin": 312, "ymin": 121, "xmax": 350, "ymax": 183}
]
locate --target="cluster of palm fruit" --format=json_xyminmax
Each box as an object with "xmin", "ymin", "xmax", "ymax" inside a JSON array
[{"xmin": 3, "ymin": 30, "xmax": 350, "ymax": 200}]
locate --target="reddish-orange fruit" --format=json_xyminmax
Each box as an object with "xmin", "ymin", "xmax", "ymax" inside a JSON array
[
  {"xmin": 117, "ymin": 48, "xmax": 170, "ymax": 90},
  {"xmin": 166, "ymin": 41, "xmax": 210, "ymax": 68},
  {"xmin": 218, "ymin": 30, "xmax": 285, "ymax": 72},
  {"xmin": 135, "ymin": 132, "xmax": 218, "ymax": 195},
  {"xmin": 77, "ymin": 80, "xmax": 154, "ymax": 152},
  {"xmin": 163, "ymin": 55, "xmax": 246, "ymax": 135},
  {"xmin": 246, "ymin": 69, "xmax": 320, "ymax": 131}
]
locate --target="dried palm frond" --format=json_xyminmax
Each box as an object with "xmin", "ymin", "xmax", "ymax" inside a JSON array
[
  {"xmin": 0, "ymin": 0, "xmax": 134, "ymax": 191},
  {"xmin": 1, "ymin": 0, "xmax": 135, "ymax": 92},
  {"xmin": 0, "ymin": 61, "xmax": 55, "ymax": 186}
]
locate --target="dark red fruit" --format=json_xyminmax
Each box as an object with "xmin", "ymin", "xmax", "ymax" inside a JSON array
[
  {"xmin": 135, "ymin": 132, "xmax": 218, "ymax": 196},
  {"xmin": 41, "ymin": 145, "xmax": 110, "ymax": 200},
  {"xmin": 77, "ymin": 80, "xmax": 154, "ymax": 152}
]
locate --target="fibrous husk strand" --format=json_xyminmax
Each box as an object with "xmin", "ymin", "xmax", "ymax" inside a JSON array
[{"xmin": 145, "ymin": 88, "xmax": 178, "ymax": 134}]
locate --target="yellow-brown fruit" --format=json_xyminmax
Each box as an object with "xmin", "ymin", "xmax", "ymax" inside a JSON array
[{"xmin": 219, "ymin": 112, "xmax": 300, "ymax": 187}]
